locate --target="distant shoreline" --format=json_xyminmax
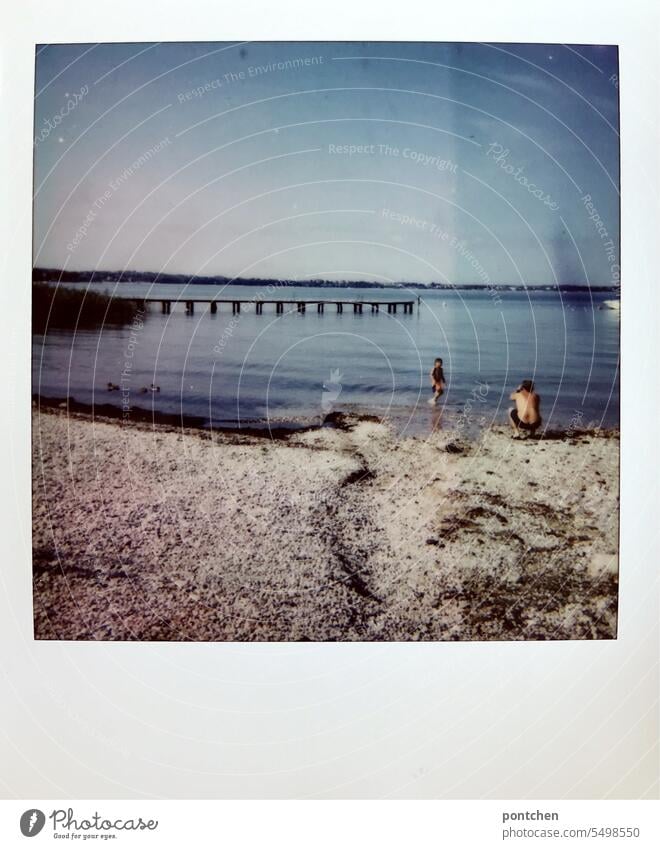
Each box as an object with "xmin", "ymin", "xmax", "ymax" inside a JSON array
[
  {"xmin": 32, "ymin": 268, "xmax": 620, "ymax": 293},
  {"xmin": 32, "ymin": 393, "xmax": 619, "ymax": 443},
  {"xmin": 32, "ymin": 393, "xmax": 318, "ymax": 438},
  {"xmin": 32, "ymin": 394, "xmax": 394, "ymax": 439}
]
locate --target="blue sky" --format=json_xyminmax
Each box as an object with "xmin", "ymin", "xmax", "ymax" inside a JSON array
[{"xmin": 33, "ymin": 42, "xmax": 619, "ymax": 285}]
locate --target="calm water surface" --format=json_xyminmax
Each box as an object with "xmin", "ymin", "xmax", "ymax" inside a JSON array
[{"xmin": 33, "ymin": 282, "xmax": 620, "ymax": 435}]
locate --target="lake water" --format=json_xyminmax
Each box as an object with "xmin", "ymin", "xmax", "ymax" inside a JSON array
[{"xmin": 33, "ymin": 282, "xmax": 620, "ymax": 436}]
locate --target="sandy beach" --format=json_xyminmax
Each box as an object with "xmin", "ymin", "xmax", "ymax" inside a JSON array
[{"xmin": 32, "ymin": 406, "xmax": 619, "ymax": 641}]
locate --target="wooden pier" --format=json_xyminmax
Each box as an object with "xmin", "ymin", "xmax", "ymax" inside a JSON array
[{"xmin": 142, "ymin": 298, "xmax": 416, "ymax": 315}]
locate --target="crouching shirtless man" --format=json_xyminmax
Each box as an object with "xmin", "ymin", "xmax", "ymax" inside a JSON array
[{"xmin": 509, "ymin": 380, "xmax": 542, "ymax": 438}]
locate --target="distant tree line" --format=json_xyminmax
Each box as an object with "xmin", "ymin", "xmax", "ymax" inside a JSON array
[{"xmin": 32, "ymin": 268, "xmax": 618, "ymax": 292}]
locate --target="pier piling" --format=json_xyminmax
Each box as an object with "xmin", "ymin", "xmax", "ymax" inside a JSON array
[{"xmin": 145, "ymin": 297, "xmax": 414, "ymax": 318}]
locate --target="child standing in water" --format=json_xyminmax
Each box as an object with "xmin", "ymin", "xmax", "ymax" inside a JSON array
[{"xmin": 428, "ymin": 357, "xmax": 446, "ymax": 405}]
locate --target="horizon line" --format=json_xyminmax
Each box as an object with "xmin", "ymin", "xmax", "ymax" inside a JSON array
[{"xmin": 33, "ymin": 268, "xmax": 620, "ymax": 290}]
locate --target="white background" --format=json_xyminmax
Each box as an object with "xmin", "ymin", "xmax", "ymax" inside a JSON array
[{"xmin": 0, "ymin": 0, "xmax": 658, "ymax": 801}]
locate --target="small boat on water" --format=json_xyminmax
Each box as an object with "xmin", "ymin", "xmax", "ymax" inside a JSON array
[{"xmin": 600, "ymin": 299, "xmax": 620, "ymax": 311}]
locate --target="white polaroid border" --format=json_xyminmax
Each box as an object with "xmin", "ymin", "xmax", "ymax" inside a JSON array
[{"xmin": 0, "ymin": 0, "xmax": 657, "ymax": 802}]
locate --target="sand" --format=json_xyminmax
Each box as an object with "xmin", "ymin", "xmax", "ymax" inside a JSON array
[{"xmin": 32, "ymin": 407, "xmax": 619, "ymax": 641}]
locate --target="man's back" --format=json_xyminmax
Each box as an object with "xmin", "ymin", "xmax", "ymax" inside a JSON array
[{"xmin": 514, "ymin": 388, "xmax": 541, "ymax": 424}]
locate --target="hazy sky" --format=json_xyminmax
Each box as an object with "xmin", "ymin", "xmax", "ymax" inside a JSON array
[{"xmin": 33, "ymin": 42, "xmax": 619, "ymax": 285}]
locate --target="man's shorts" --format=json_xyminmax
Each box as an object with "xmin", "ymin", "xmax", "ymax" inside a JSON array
[{"xmin": 510, "ymin": 408, "xmax": 540, "ymax": 431}]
